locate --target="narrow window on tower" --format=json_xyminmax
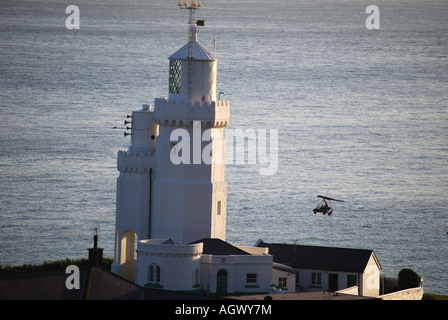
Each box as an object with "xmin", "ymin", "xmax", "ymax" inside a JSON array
[
  {"xmin": 217, "ymin": 201, "xmax": 222, "ymax": 215},
  {"xmin": 169, "ymin": 59, "xmax": 182, "ymax": 94}
]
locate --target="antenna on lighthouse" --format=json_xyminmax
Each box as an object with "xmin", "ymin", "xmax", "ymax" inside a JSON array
[
  {"xmin": 178, "ymin": 0, "xmax": 203, "ymax": 45},
  {"xmin": 177, "ymin": 0, "xmax": 204, "ymax": 101}
]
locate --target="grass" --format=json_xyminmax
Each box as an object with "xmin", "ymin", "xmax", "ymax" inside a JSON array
[
  {"xmin": 422, "ymin": 293, "xmax": 448, "ymax": 300},
  {"xmin": 0, "ymin": 257, "xmax": 113, "ymax": 274}
]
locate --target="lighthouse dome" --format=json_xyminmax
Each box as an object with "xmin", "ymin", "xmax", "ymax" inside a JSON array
[{"xmin": 169, "ymin": 41, "xmax": 217, "ymax": 61}]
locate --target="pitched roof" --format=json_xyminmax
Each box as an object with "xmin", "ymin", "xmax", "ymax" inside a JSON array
[
  {"xmin": 256, "ymin": 240, "xmax": 380, "ymax": 273},
  {"xmin": 190, "ymin": 238, "xmax": 251, "ymax": 256},
  {"xmin": 162, "ymin": 238, "xmax": 180, "ymax": 245},
  {"xmin": 169, "ymin": 41, "xmax": 217, "ymax": 61},
  {"xmin": 0, "ymin": 271, "xmax": 83, "ymax": 300},
  {"xmin": 0, "ymin": 267, "xmax": 226, "ymax": 300}
]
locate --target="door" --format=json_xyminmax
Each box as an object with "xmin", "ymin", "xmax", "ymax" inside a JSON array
[
  {"xmin": 217, "ymin": 269, "xmax": 228, "ymax": 295},
  {"xmin": 347, "ymin": 274, "xmax": 357, "ymax": 287},
  {"xmin": 329, "ymin": 273, "xmax": 338, "ymax": 292}
]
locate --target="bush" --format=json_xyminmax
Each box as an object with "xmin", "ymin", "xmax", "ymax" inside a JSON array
[
  {"xmin": 0, "ymin": 257, "xmax": 114, "ymax": 274},
  {"xmin": 398, "ymin": 268, "xmax": 421, "ymax": 290}
]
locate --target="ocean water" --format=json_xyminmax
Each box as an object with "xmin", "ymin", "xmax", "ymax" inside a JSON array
[{"xmin": 1, "ymin": 0, "xmax": 447, "ymax": 295}]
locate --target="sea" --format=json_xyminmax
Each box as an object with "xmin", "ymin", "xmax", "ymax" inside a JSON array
[{"xmin": 0, "ymin": 0, "xmax": 447, "ymax": 295}]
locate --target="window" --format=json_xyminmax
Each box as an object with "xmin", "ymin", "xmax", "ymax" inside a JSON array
[
  {"xmin": 311, "ymin": 272, "xmax": 321, "ymax": 285},
  {"xmin": 295, "ymin": 271, "xmax": 301, "ymax": 291},
  {"xmin": 217, "ymin": 269, "xmax": 228, "ymax": 294},
  {"xmin": 169, "ymin": 59, "xmax": 182, "ymax": 94},
  {"xmin": 194, "ymin": 268, "xmax": 200, "ymax": 287},
  {"xmin": 347, "ymin": 274, "xmax": 357, "ymax": 287},
  {"xmin": 246, "ymin": 273, "xmax": 257, "ymax": 284},
  {"xmin": 149, "ymin": 263, "xmax": 161, "ymax": 284},
  {"xmin": 217, "ymin": 201, "xmax": 222, "ymax": 215},
  {"xmin": 278, "ymin": 277, "xmax": 287, "ymax": 288}
]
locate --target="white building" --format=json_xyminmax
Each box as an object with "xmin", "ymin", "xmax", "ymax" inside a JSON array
[
  {"xmin": 111, "ymin": 2, "xmax": 293, "ymax": 295},
  {"xmin": 110, "ymin": 2, "xmax": 381, "ymax": 298},
  {"xmin": 256, "ymin": 240, "xmax": 382, "ymax": 297},
  {"xmin": 134, "ymin": 239, "xmax": 203, "ymax": 292}
]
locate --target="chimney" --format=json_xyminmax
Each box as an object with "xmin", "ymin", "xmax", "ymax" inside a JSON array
[{"xmin": 88, "ymin": 233, "xmax": 103, "ymax": 267}]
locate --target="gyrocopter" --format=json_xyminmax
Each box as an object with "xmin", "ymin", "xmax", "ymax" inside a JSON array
[{"xmin": 313, "ymin": 195, "xmax": 344, "ymax": 215}]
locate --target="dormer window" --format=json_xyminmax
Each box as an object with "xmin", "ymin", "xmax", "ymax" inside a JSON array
[{"xmin": 169, "ymin": 59, "xmax": 182, "ymax": 94}]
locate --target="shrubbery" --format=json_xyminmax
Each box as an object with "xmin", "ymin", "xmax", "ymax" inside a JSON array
[
  {"xmin": 0, "ymin": 257, "xmax": 113, "ymax": 274},
  {"xmin": 398, "ymin": 268, "xmax": 421, "ymax": 290}
]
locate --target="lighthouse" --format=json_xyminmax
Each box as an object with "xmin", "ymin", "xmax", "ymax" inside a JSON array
[
  {"xmin": 111, "ymin": 1, "xmax": 230, "ymax": 283},
  {"xmin": 110, "ymin": 3, "xmax": 293, "ymax": 296},
  {"xmin": 151, "ymin": 2, "xmax": 230, "ymax": 244}
]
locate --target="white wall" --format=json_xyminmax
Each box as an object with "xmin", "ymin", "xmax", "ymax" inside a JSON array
[
  {"xmin": 296, "ymin": 268, "xmax": 360, "ymax": 293},
  {"xmin": 135, "ymin": 240, "xmax": 203, "ymax": 291},
  {"xmin": 378, "ymin": 286, "xmax": 423, "ymax": 300},
  {"xmin": 272, "ymin": 264, "xmax": 296, "ymax": 293},
  {"xmin": 294, "ymin": 253, "xmax": 381, "ymax": 297},
  {"xmin": 360, "ymin": 254, "xmax": 381, "ymax": 297},
  {"xmin": 151, "ymin": 99, "xmax": 230, "ymax": 244},
  {"xmin": 201, "ymin": 254, "xmax": 274, "ymax": 295}
]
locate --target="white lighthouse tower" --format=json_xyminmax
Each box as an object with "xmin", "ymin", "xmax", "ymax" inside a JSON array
[
  {"xmin": 111, "ymin": 1, "xmax": 230, "ymax": 283},
  {"xmin": 111, "ymin": 3, "xmax": 293, "ymax": 295},
  {"xmin": 151, "ymin": 2, "xmax": 230, "ymax": 245},
  {"xmin": 111, "ymin": 105, "xmax": 158, "ymax": 280}
]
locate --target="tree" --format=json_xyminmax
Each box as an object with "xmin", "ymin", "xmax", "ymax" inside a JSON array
[{"xmin": 398, "ymin": 268, "xmax": 421, "ymax": 290}]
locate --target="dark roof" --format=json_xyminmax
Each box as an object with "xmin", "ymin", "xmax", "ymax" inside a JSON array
[
  {"xmin": 0, "ymin": 267, "xmax": 227, "ymax": 300},
  {"xmin": 257, "ymin": 240, "xmax": 380, "ymax": 273},
  {"xmin": 162, "ymin": 238, "xmax": 180, "ymax": 245},
  {"xmin": 0, "ymin": 271, "xmax": 84, "ymax": 300},
  {"xmin": 190, "ymin": 238, "xmax": 251, "ymax": 256}
]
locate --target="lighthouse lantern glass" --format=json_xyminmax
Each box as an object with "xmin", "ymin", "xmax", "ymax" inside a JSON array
[{"xmin": 169, "ymin": 59, "xmax": 182, "ymax": 94}]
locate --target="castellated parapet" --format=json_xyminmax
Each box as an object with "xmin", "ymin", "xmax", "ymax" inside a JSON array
[
  {"xmin": 117, "ymin": 150, "xmax": 156, "ymax": 174},
  {"xmin": 154, "ymin": 97, "xmax": 229, "ymax": 128}
]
